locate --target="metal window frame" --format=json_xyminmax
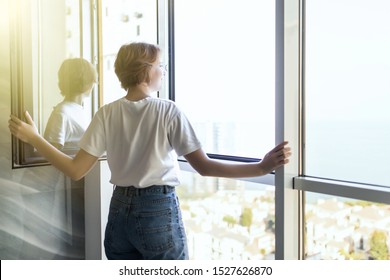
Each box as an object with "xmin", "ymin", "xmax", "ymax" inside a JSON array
[
  {"xmin": 295, "ymin": 0, "xmax": 390, "ymax": 259},
  {"xmin": 167, "ymin": 0, "xmax": 303, "ymax": 259},
  {"xmin": 167, "ymin": 0, "xmax": 270, "ymax": 165},
  {"xmin": 275, "ymin": 0, "xmax": 302, "ymax": 260},
  {"xmin": 294, "ymin": 176, "xmax": 390, "ymax": 205},
  {"xmin": 296, "ymin": 0, "xmax": 390, "ymax": 205}
]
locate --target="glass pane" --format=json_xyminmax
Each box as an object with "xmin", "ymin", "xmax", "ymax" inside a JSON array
[
  {"xmin": 177, "ymin": 171, "xmax": 275, "ymax": 260},
  {"xmin": 101, "ymin": 0, "xmax": 157, "ymax": 105},
  {"xmin": 305, "ymin": 192, "xmax": 390, "ymax": 260},
  {"xmin": 40, "ymin": 0, "xmax": 83, "ymax": 133},
  {"xmin": 174, "ymin": 0, "xmax": 275, "ymax": 158},
  {"xmin": 41, "ymin": 0, "xmax": 87, "ymax": 153},
  {"xmin": 305, "ymin": 0, "xmax": 390, "ymax": 186}
]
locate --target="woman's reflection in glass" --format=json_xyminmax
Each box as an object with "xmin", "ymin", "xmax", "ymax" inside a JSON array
[{"xmin": 44, "ymin": 58, "xmax": 97, "ymax": 153}]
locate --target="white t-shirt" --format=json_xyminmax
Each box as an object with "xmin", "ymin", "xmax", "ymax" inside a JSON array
[
  {"xmin": 44, "ymin": 101, "xmax": 89, "ymax": 150},
  {"xmin": 79, "ymin": 97, "xmax": 202, "ymax": 188}
]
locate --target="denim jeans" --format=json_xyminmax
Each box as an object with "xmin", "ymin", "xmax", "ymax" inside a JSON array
[{"xmin": 104, "ymin": 185, "xmax": 188, "ymax": 260}]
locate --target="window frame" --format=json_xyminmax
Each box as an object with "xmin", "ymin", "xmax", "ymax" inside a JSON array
[
  {"xmin": 166, "ymin": 0, "xmax": 390, "ymax": 260},
  {"xmin": 294, "ymin": 0, "xmax": 390, "ymax": 203},
  {"xmin": 166, "ymin": 0, "xmax": 302, "ymax": 259},
  {"xmin": 167, "ymin": 0, "xmax": 277, "ymax": 165},
  {"xmin": 296, "ymin": 0, "xmax": 390, "ymax": 259}
]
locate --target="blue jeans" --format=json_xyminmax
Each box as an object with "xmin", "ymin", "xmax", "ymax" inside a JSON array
[{"xmin": 104, "ymin": 185, "xmax": 188, "ymax": 260}]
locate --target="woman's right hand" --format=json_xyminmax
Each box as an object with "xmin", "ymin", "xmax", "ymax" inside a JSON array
[
  {"xmin": 8, "ymin": 111, "xmax": 39, "ymax": 144},
  {"xmin": 258, "ymin": 141, "xmax": 291, "ymax": 174}
]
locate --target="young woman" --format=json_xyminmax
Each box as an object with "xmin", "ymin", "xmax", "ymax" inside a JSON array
[{"xmin": 9, "ymin": 42, "xmax": 291, "ymax": 260}]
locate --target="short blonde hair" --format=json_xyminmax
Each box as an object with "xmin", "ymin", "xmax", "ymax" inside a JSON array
[
  {"xmin": 114, "ymin": 42, "xmax": 161, "ymax": 90},
  {"xmin": 58, "ymin": 58, "xmax": 97, "ymax": 97}
]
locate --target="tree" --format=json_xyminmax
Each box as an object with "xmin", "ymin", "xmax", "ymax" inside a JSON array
[
  {"xmin": 223, "ymin": 215, "xmax": 237, "ymax": 227},
  {"xmin": 240, "ymin": 208, "xmax": 253, "ymax": 231},
  {"xmin": 369, "ymin": 230, "xmax": 389, "ymax": 260}
]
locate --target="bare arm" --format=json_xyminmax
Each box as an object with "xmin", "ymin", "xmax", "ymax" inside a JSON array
[
  {"xmin": 184, "ymin": 141, "xmax": 291, "ymax": 178},
  {"xmin": 9, "ymin": 111, "xmax": 98, "ymax": 180}
]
